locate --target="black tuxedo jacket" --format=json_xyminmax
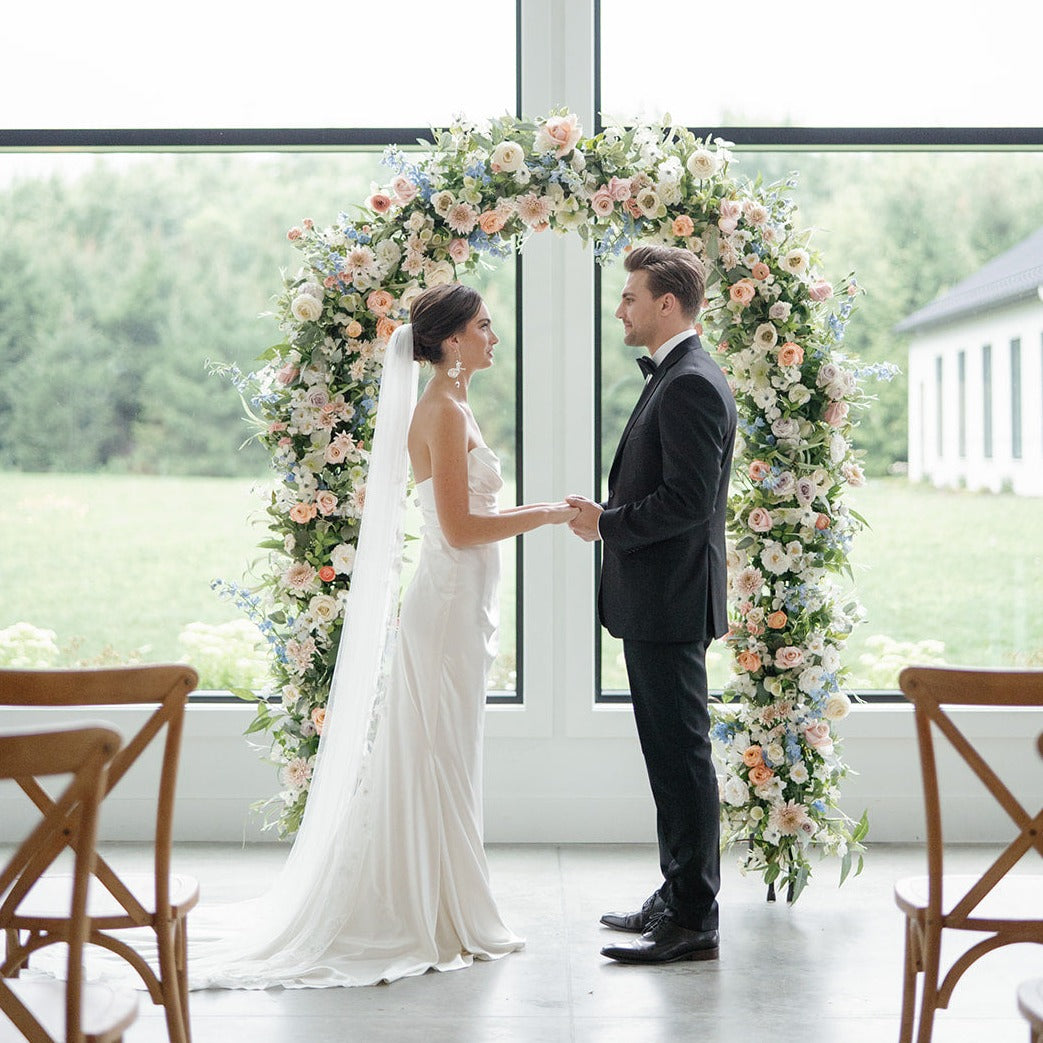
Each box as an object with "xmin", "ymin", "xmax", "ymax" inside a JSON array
[{"xmin": 598, "ymin": 335, "xmax": 737, "ymax": 644}]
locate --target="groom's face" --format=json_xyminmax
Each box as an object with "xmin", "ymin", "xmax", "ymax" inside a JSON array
[{"xmin": 615, "ymin": 270, "xmax": 660, "ymax": 349}]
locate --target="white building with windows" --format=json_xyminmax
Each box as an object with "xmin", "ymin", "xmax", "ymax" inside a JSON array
[{"xmin": 900, "ymin": 225, "xmax": 1043, "ymax": 496}]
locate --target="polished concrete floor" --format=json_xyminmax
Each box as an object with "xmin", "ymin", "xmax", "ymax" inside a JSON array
[{"xmin": 40, "ymin": 844, "xmax": 1043, "ymax": 1041}]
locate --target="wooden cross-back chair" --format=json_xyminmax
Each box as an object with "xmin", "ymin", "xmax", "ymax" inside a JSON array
[
  {"xmin": 0, "ymin": 666, "xmax": 199, "ymax": 1043},
  {"xmin": 0, "ymin": 723, "xmax": 138, "ymax": 1043},
  {"xmin": 895, "ymin": 666, "xmax": 1043, "ymax": 1043}
]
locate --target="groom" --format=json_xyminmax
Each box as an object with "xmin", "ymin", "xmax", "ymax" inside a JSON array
[{"xmin": 568, "ymin": 244, "xmax": 736, "ymax": 964}]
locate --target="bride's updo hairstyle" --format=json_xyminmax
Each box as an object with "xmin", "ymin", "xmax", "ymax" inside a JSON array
[{"xmin": 409, "ymin": 283, "xmax": 483, "ymax": 364}]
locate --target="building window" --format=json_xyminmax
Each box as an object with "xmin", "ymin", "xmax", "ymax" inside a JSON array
[
  {"xmin": 1011, "ymin": 337, "xmax": 1022, "ymax": 460},
  {"xmin": 983, "ymin": 344, "xmax": 993, "ymax": 459},
  {"xmin": 957, "ymin": 350, "xmax": 967, "ymax": 458},
  {"xmin": 935, "ymin": 356, "xmax": 944, "ymax": 458}
]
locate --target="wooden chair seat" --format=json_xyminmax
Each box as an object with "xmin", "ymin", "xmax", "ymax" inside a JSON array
[
  {"xmin": 1018, "ymin": 978, "xmax": 1043, "ymax": 1043},
  {"xmin": 895, "ymin": 873, "xmax": 1043, "ymax": 933},
  {"xmin": 13, "ymin": 874, "xmax": 200, "ymax": 931},
  {"xmin": 0, "ymin": 979, "xmax": 138, "ymax": 1043}
]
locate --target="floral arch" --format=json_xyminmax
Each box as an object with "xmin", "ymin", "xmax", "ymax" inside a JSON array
[{"xmin": 225, "ymin": 110, "xmax": 883, "ymax": 901}]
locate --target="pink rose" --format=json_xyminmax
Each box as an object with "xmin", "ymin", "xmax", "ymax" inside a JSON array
[
  {"xmin": 390, "ymin": 175, "xmax": 418, "ymax": 204},
  {"xmin": 777, "ymin": 342, "xmax": 804, "ymax": 367},
  {"xmin": 808, "ymin": 279, "xmax": 833, "ymax": 302},
  {"xmin": 718, "ymin": 216, "xmax": 738, "ymax": 234},
  {"xmin": 719, "ymin": 199, "xmax": 742, "ymax": 220},
  {"xmin": 672, "ymin": 214, "xmax": 695, "ymax": 237},
  {"xmin": 448, "ymin": 238, "xmax": 470, "ymax": 263},
  {"xmin": 748, "ymin": 459, "xmax": 771, "ymax": 481},
  {"xmin": 368, "ymin": 193, "xmax": 392, "ymax": 213},
  {"xmin": 608, "ymin": 176, "xmax": 632, "ymax": 201},
  {"xmin": 775, "ymin": 646, "xmax": 805, "ymax": 670},
  {"xmin": 824, "ymin": 401, "xmax": 849, "ymax": 427},
  {"xmin": 747, "ymin": 507, "xmax": 773, "ymax": 533},
  {"xmin": 315, "ymin": 490, "xmax": 338, "ymax": 516},
  {"xmin": 804, "ymin": 720, "xmax": 834, "ymax": 752},
  {"xmin": 535, "ymin": 113, "xmax": 582, "ymax": 156},
  {"xmin": 276, "ymin": 363, "xmax": 299, "ymax": 386},
  {"xmin": 287, "ymin": 227, "xmax": 302, "ymax": 241},
  {"xmin": 591, "ymin": 189, "xmax": 615, "ymax": 217}
]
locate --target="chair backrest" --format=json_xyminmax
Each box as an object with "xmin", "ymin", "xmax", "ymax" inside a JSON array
[
  {"xmin": 0, "ymin": 665, "xmax": 198, "ymax": 922},
  {"xmin": 0, "ymin": 723, "xmax": 121, "ymax": 1042},
  {"xmin": 898, "ymin": 666, "xmax": 1043, "ymax": 924}
]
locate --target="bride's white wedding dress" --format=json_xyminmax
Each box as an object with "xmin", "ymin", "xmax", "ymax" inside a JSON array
[{"xmin": 188, "ymin": 443, "xmax": 523, "ymax": 989}]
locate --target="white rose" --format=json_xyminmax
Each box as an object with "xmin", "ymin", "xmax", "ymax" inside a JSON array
[
  {"xmin": 424, "ymin": 259, "xmax": 455, "ymax": 286},
  {"xmin": 291, "ymin": 293, "xmax": 323, "ymax": 323},
  {"xmin": 824, "ymin": 692, "xmax": 852, "ymax": 720},
  {"xmin": 753, "ymin": 323, "xmax": 778, "ymax": 350},
  {"xmin": 788, "ymin": 384, "xmax": 812, "ymax": 407},
  {"xmin": 331, "ymin": 543, "xmax": 357, "ymax": 575},
  {"xmin": 722, "ymin": 776, "xmax": 750, "ymax": 807},
  {"xmin": 768, "ymin": 301, "xmax": 792, "ymax": 322},
  {"xmin": 490, "ymin": 140, "xmax": 525, "ymax": 173},
  {"xmin": 782, "ymin": 248, "xmax": 810, "ymax": 274},
  {"xmin": 686, "ymin": 148, "xmax": 718, "ymax": 179},
  {"xmin": 760, "ymin": 542, "xmax": 790, "ymax": 575},
  {"xmin": 375, "ymin": 239, "xmax": 402, "ymax": 268},
  {"xmin": 431, "ymin": 190, "xmax": 455, "ymax": 217},
  {"xmin": 772, "ymin": 417, "xmax": 801, "ymax": 442},
  {"xmin": 308, "ymin": 594, "xmax": 340, "ymax": 624}
]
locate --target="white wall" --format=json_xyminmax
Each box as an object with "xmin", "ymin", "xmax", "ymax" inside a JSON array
[
  {"xmin": 907, "ymin": 296, "xmax": 1043, "ymax": 496},
  {"xmin": 3, "ymin": 701, "xmax": 1041, "ymax": 846}
]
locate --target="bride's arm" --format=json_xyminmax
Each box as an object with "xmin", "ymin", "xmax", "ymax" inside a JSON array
[{"xmin": 428, "ymin": 403, "xmax": 575, "ymax": 548}]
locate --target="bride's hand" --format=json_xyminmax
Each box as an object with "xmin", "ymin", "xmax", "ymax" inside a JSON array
[{"xmin": 545, "ymin": 501, "xmax": 581, "ymax": 525}]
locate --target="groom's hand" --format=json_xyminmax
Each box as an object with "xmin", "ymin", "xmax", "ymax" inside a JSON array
[{"xmin": 566, "ymin": 495, "xmax": 603, "ymax": 542}]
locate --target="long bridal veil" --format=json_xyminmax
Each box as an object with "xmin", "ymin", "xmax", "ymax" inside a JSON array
[{"xmin": 187, "ymin": 324, "xmax": 420, "ymax": 988}]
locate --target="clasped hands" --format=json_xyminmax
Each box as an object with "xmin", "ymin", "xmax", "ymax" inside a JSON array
[{"xmin": 565, "ymin": 494, "xmax": 602, "ymax": 542}]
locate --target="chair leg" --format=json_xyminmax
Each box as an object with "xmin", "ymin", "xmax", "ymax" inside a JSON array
[
  {"xmin": 175, "ymin": 918, "xmax": 192, "ymax": 1043},
  {"xmin": 915, "ymin": 923, "xmax": 942, "ymax": 1043},
  {"xmin": 899, "ymin": 917, "xmax": 919, "ymax": 1043},
  {"xmin": 156, "ymin": 922, "xmax": 189, "ymax": 1043},
  {"xmin": 4, "ymin": 928, "xmax": 22, "ymax": 977}
]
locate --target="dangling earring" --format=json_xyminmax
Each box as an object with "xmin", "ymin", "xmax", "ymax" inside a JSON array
[{"xmin": 446, "ymin": 353, "xmax": 464, "ymax": 388}]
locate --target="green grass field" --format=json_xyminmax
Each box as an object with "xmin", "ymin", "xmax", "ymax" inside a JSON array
[{"xmin": 2, "ymin": 473, "xmax": 1040, "ymax": 690}]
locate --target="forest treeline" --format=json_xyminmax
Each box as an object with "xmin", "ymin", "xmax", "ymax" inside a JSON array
[{"xmin": 1, "ymin": 149, "xmax": 1040, "ymax": 477}]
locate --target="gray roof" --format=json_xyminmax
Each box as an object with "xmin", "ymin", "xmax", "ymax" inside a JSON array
[{"xmin": 896, "ymin": 224, "xmax": 1043, "ymax": 334}]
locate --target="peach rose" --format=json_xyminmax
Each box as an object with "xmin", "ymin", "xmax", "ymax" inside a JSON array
[
  {"xmin": 478, "ymin": 209, "xmax": 507, "ymax": 234},
  {"xmin": 287, "ymin": 227, "xmax": 302, "ymax": 241},
  {"xmin": 824, "ymin": 401, "xmax": 849, "ymax": 427},
  {"xmin": 302, "ymin": 218, "xmax": 314, "ymax": 229},
  {"xmin": 344, "ymin": 319, "xmax": 363, "ymax": 339},
  {"xmin": 366, "ymin": 289, "xmax": 395, "ymax": 316},
  {"xmin": 775, "ymin": 646, "xmax": 805, "ymax": 670},
  {"xmin": 736, "ymin": 650, "xmax": 762, "ymax": 673},
  {"xmin": 742, "ymin": 745, "xmax": 764, "ymax": 767},
  {"xmin": 767, "ymin": 611, "xmax": 788, "ymax": 629},
  {"xmin": 751, "ymin": 261, "xmax": 771, "ymax": 280},
  {"xmin": 672, "ymin": 214, "xmax": 695, "ymax": 237},
  {"xmin": 289, "ymin": 501, "xmax": 318, "ymax": 524},
  {"xmin": 318, "ymin": 565, "xmax": 336, "ymax": 583},
  {"xmin": 777, "ymin": 341, "xmax": 804, "ymax": 367},
  {"xmin": 368, "ymin": 193, "xmax": 393, "ymax": 213},
  {"xmin": 748, "ymin": 459, "xmax": 771, "ymax": 481},
  {"xmin": 747, "ymin": 507, "xmax": 773, "ymax": 533},
  {"xmin": 375, "ymin": 316, "xmax": 400, "ymax": 342},
  {"xmin": 748, "ymin": 764, "xmax": 775, "ymax": 786},
  {"xmin": 311, "ymin": 706, "xmax": 326, "ymax": 735},
  {"xmin": 815, "ymin": 513, "xmax": 831, "ymax": 530},
  {"xmin": 729, "ymin": 279, "xmax": 756, "ymax": 306}
]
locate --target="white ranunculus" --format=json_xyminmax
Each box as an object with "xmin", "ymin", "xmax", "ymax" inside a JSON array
[
  {"xmin": 291, "ymin": 293, "xmax": 323, "ymax": 323},
  {"xmin": 788, "ymin": 761, "xmax": 809, "ymax": 783},
  {"xmin": 798, "ymin": 665, "xmax": 826, "ymax": 694},
  {"xmin": 308, "ymin": 594, "xmax": 340, "ymax": 624},
  {"xmin": 760, "ymin": 542, "xmax": 790, "ymax": 575},
  {"xmin": 788, "ymin": 384, "xmax": 812, "ymax": 407},
  {"xmin": 753, "ymin": 322, "xmax": 778, "ymax": 350},
  {"xmin": 424, "ymin": 259, "xmax": 455, "ymax": 286},
  {"xmin": 782, "ymin": 248, "xmax": 810, "ymax": 274}
]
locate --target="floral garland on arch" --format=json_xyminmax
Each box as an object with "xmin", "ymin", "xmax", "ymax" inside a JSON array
[{"xmin": 222, "ymin": 110, "xmax": 890, "ymax": 899}]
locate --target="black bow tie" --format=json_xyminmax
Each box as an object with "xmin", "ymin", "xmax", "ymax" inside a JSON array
[{"xmin": 636, "ymin": 355, "xmax": 656, "ymax": 378}]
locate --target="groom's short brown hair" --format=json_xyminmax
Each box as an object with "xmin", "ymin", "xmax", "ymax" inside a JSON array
[{"xmin": 624, "ymin": 245, "xmax": 705, "ymax": 320}]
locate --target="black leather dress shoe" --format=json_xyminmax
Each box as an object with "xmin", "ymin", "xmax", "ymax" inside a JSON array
[
  {"xmin": 601, "ymin": 917, "xmax": 720, "ymax": 964},
  {"xmin": 599, "ymin": 892, "xmax": 666, "ymax": 932}
]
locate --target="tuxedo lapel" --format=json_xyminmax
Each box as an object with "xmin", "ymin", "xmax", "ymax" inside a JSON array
[{"xmin": 607, "ymin": 336, "xmax": 701, "ymax": 488}]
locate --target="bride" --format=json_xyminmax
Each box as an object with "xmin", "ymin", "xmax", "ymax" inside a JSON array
[{"xmin": 190, "ymin": 283, "xmax": 576, "ymax": 988}]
